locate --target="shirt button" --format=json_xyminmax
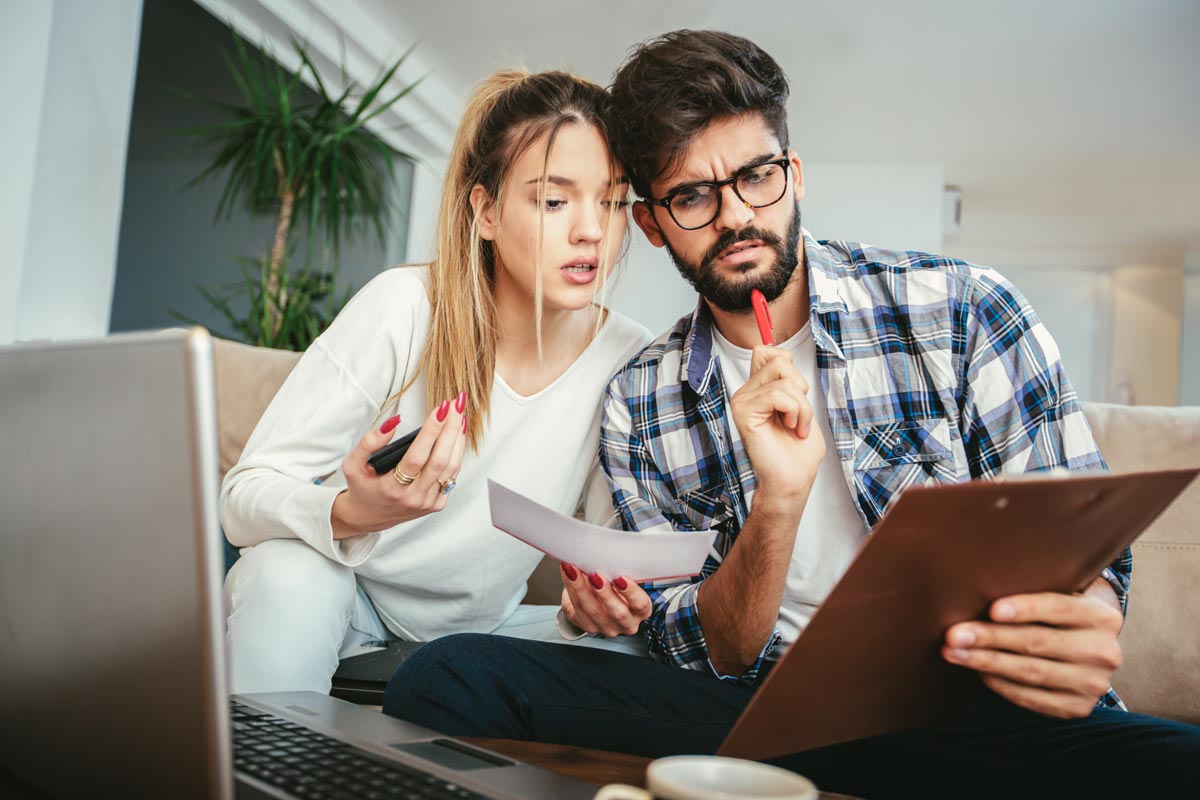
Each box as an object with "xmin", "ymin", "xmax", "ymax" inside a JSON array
[{"xmin": 891, "ymin": 443, "xmax": 908, "ymax": 457}]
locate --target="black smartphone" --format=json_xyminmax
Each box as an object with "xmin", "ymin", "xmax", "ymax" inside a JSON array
[{"xmin": 367, "ymin": 428, "xmax": 420, "ymax": 474}]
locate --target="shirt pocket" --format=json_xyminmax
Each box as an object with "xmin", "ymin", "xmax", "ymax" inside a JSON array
[
  {"xmin": 675, "ymin": 485, "xmax": 734, "ymax": 535},
  {"xmin": 852, "ymin": 417, "xmax": 956, "ymax": 520}
]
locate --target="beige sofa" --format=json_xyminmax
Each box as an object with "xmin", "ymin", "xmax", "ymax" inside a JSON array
[{"xmin": 213, "ymin": 338, "xmax": 1200, "ymax": 724}]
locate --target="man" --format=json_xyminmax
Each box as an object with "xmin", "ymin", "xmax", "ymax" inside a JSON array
[{"xmin": 384, "ymin": 31, "xmax": 1200, "ymax": 796}]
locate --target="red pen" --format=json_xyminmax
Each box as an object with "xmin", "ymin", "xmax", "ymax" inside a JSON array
[{"xmin": 750, "ymin": 289, "xmax": 775, "ymax": 346}]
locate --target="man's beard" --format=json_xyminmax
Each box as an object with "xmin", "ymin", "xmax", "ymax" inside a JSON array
[{"xmin": 663, "ymin": 204, "xmax": 803, "ymax": 313}]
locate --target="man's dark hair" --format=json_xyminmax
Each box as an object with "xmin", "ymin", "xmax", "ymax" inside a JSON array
[{"xmin": 608, "ymin": 30, "xmax": 790, "ymax": 199}]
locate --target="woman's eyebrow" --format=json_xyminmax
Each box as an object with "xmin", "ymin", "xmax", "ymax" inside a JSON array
[
  {"xmin": 523, "ymin": 175, "xmax": 632, "ymax": 189},
  {"xmin": 524, "ymin": 175, "xmax": 576, "ymax": 187}
]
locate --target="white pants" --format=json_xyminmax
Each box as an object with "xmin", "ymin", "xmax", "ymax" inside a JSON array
[{"xmin": 224, "ymin": 538, "xmax": 647, "ymax": 694}]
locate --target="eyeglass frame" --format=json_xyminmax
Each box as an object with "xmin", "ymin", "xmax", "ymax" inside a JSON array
[{"xmin": 642, "ymin": 155, "xmax": 793, "ymax": 231}]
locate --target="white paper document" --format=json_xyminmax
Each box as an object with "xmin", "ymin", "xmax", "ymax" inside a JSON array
[{"xmin": 487, "ymin": 479, "xmax": 715, "ymax": 581}]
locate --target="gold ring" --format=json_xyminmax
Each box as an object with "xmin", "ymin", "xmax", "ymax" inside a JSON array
[
  {"xmin": 393, "ymin": 466, "xmax": 419, "ymax": 486},
  {"xmin": 438, "ymin": 477, "xmax": 457, "ymax": 495}
]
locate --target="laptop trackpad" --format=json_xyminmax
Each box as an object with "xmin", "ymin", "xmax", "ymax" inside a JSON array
[{"xmin": 391, "ymin": 739, "xmax": 515, "ymax": 771}]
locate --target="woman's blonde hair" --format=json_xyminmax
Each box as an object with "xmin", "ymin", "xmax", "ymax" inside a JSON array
[{"xmin": 392, "ymin": 70, "xmax": 625, "ymax": 449}]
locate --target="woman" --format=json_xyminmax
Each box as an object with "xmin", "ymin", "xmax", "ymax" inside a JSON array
[{"xmin": 221, "ymin": 70, "xmax": 651, "ymax": 694}]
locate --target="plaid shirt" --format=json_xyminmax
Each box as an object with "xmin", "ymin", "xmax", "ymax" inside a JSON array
[{"xmin": 599, "ymin": 231, "xmax": 1129, "ymax": 710}]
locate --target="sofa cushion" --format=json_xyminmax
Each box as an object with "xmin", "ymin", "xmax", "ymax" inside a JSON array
[
  {"xmin": 1083, "ymin": 401, "xmax": 1200, "ymax": 723},
  {"xmin": 212, "ymin": 338, "xmax": 302, "ymax": 477}
]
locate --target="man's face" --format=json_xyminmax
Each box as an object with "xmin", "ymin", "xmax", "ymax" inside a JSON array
[{"xmin": 632, "ymin": 113, "xmax": 805, "ymax": 313}]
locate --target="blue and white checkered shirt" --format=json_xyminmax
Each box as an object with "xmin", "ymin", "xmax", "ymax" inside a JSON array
[{"xmin": 599, "ymin": 231, "xmax": 1129, "ymax": 710}]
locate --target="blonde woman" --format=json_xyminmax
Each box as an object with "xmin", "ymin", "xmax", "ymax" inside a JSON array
[{"xmin": 220, "ymin": 70, "xmax": 651, "ymax": 694}]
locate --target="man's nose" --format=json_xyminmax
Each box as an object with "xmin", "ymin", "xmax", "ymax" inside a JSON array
[{"xmin": 713, "ymin": 183, "xmax": 755, "ymax": 233}]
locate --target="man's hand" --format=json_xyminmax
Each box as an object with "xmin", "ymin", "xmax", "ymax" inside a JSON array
[
  {"xmin": 942, "ymin": 587, "xmax": 1124, "ymax": 718},
  {"xmin": 560, "ymin": 563, "xmax": 652, "ymax": 638},
  {"xmin": 730, "ymin": 346, "xmax": 826, "ymax": 508}
]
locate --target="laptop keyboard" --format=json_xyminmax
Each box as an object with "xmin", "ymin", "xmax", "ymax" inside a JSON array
[{"xmin": 230, "ymin": 701, "xmax": 492, "ymax": 799}]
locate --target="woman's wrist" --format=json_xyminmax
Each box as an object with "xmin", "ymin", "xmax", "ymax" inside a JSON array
[{"xmin": 330, "ymin": 490, "xmax": 370, "ymax": 539}]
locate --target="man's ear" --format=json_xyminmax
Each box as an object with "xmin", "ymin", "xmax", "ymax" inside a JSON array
[
  {"xmin": 469, "ymin": 184, "xmax": 498, "ymax": 241},
  {"xmin": 789, "ymin": 150, "xmax": 805, "ymax": 203},
  {"xmin": 632, "ymin": 201, "xmax": 666, "ymax": 248}
]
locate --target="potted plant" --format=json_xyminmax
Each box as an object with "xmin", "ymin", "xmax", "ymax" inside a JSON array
[{"xmin": 176, "ymin": 34, "xmax": 417, "ymax": 350}]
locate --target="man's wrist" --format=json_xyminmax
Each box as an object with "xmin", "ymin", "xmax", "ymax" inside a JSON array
[
  {"xmin": 1084, "ymin": 575, "xmax": 1123, "ymax": 618},
  {"xmin": 748, "ymin": 483, "xmax": 811, "ymax": 525}
]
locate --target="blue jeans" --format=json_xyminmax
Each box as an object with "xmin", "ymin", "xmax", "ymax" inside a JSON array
[{"xmin": 383, "ymin": 634, "xmax": 1200, "ymax": 799}]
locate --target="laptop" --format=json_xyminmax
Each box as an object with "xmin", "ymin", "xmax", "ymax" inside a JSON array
[{"xmin": 0, "ymin": 329, "xmax": 596, "ymax": 799}]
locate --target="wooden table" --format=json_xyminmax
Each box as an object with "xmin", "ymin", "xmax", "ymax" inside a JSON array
[{"xmin": 464, "ymin": 738, "xmax": 855, "ymax": 799}]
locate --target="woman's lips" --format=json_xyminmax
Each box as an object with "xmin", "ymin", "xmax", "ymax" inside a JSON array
[{"xmin": 561, "ymin": 264, "xmax": 598, "ymax": 285}]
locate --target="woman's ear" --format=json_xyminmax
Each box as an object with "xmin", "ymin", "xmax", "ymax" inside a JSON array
[{"xmin": 470, "ymin": 184, "xmax": 498, "ymax": 241}]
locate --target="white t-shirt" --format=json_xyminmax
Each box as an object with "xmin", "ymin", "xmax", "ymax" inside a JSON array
[
  {"xmin": 711, "ymin": 323, "xmax": 867, "ymax": 643},
  {"xmin": 220, "ymin": 266, "xmax": 651, "ymax": 640}
]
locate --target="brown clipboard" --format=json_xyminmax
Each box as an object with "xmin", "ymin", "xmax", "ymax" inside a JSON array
[{"xmin": 718, "ymin": 468, "xmax": 1199, "ymax": 760}]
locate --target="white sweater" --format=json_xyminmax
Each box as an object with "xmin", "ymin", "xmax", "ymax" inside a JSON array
[{"xmin": 220, "ymin": 267, "xmax": 651, "ymax": 640}]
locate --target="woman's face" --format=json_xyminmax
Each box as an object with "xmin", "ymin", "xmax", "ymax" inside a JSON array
[{"xmin": 478, "ymin": 122, "xmax": 629, "ymax": 313}]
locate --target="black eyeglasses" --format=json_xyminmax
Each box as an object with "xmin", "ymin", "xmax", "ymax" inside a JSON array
[{"xmin": 645, "ymin": 156, "xmax": 792, "ymax": 230}]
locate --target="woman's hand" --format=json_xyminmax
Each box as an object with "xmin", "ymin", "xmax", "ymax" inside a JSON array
[
  {"xmin": 331, "ymin": 393, "xmax": 468, "ymax": 538},
  {"xmin": 560, "ymin": 563, "xmax": 652, "ymax": 637}
]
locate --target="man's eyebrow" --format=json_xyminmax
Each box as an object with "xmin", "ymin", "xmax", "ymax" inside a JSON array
[{"xmin": 664, "ymin": 152, "xmax": 780, "ymax": 194}]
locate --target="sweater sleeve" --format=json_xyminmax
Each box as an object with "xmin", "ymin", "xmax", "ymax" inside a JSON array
[{"xmin": 219, "ymin": 269, "xmax": 425, "ymax": 566}]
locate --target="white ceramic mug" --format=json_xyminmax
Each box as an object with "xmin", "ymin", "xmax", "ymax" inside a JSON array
[{"xmin": 593, "ymin": 755, "xmax": 818, "ymax": 800}]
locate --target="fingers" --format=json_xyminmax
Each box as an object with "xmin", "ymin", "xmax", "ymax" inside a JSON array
[
  {"xmin": 345, "ymin": 414, "xmax": 404, "ymax": 476},
  {"xmin": 736, "ymin": 349, "xmax": 814, "ymax": 437},
  {"xmin": 613, "ymin": 576, "xmax": 653, "ymax": 621},
  {"xmin": 978, "ymin": 674, "xmax": 1105, "ymax": 719},
  {"xmin": 944, "ymin": 622, "xmax": 1122, "ymax": 671},
  {"xmin": 943, "ymin": 643, "xmax": 1113, "ymax": 700},
  {"xmin": 748, "ymin": 347, "xmax": 809, "ymax": 394},
  {"xmin": 736, "ymin": 379, "xmax": 814, "ymax": 438},
  {"xmin": 561, "ymin": 566, "xmax": 602, "ymax": 634},
  {"xmin": 406, "ymin": 393, "xmax": 467, "ymax": 495},
  {"xmin": 989, "ymin": 592, "xmax": 1124, "ymax": 634},
  {"xmin": 560, "ymin": 564, "xmax": 644, "ymax": 637}
]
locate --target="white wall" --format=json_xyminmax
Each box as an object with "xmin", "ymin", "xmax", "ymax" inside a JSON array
[
  {"xmin": 0, "ymin": 0, "xmax": 143, "ymax": 344},
  {"xmin": 801, "ymin": 163, "xmax": 946, "ymax": 254},
  {"xmin": 1179, "ymin": 252, "xmax": 1200, "ymax": 406},
  {"xmin": 1106, "ymin": 264, "xmax": 1183, "ymax": 407},
  {"xmin": 0, "ymin": 2, "xmax": 54, "ymax": 344}
]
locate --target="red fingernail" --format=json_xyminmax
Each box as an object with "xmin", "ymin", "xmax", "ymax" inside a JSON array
[
  {"xmin": 462, "ymin": 414, "xmax": 468, "ymax": 433},
  {"xmin": 614, "ymin": 576, "xmax": 628, "ymax": 591},
  {"xmin": 589, "ymin": 572, "xmax": 604, "ymax": 590},
  {"xmin": 455, "ymin": 390, "xmax": 466, "ymax": 413},
  {"xmin": 436, "ymin": 400, "xmax": 450, "ymax": 422},
  {"xmin": 562, "ymin": 563, "xmax": 578, "ymax": 582},
  {"xmin": 379, "ymin": 415, "xmax": 401, "ymax": 434}
]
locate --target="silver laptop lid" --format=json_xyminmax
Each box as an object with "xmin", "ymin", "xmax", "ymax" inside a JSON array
[{"xmin": 0, "ymin": 328, "xmax": 231, "ymax": 799}]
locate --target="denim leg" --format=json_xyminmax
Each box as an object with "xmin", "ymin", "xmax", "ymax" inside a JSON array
[
  {"xmin": 771, "ymin": 697, "xmax": 1200, "ymax": 799},
  {"xmin": 382, "ymin": 633, "xmax": 753, "ymax": 757},
  {"xmin": 384, "ymin": 634, "xmax": 1200, "ymax": 799}
]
